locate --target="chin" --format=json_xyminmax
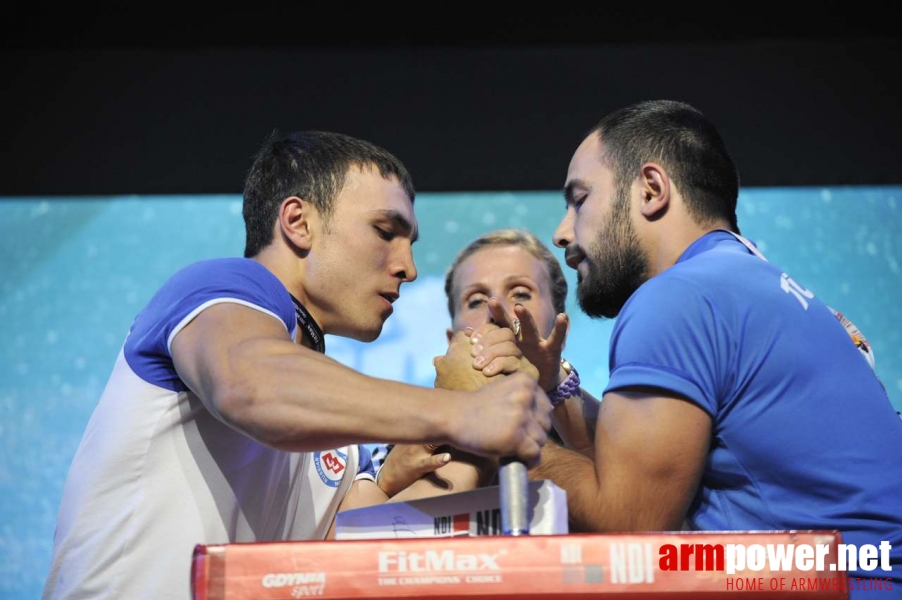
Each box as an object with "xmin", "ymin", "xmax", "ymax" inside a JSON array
[
  {"xmin": 357, "ymin": 329, "xmax": 382, "ymax": 343},
  {"xmin": 344, "ymin": 321, "xmax": 384, "ymax": 343}
]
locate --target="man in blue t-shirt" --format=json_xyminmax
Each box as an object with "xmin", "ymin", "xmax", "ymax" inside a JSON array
[{"xmin": 472, "ymin": 100, "xmax": 901, "ymax": 596}]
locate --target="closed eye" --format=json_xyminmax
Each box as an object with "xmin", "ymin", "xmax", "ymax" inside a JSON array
[
  {"xmin": 375, "ymin": 226, "xmax": 395, "ymax": 241},
  {"xmin": 466, "ymin": 295, "xmax": 488, "ymax": 310}
]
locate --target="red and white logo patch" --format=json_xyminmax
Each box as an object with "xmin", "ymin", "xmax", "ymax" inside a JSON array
[{"xmin": 314, "ymin": 449, "xmax": 348, "ymax": 488}]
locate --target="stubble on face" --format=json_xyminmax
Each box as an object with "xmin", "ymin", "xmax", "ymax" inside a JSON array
[{"xmin": 577, "ymin": 184, "xmax": 650, "ymax": 319}]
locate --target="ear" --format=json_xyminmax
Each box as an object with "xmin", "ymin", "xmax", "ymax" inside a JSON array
[
  {"xmin": 638, "ymin": 163, "xmax": 670, "ymax": 219},
  {"xmin": 278, "ymin": 196, "xmax": 316, "ymax": 251}
]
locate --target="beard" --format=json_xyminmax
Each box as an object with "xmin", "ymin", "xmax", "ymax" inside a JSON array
[{"xmin": 576, "ymin": 192, "xmax": 650, "ymax": 319}]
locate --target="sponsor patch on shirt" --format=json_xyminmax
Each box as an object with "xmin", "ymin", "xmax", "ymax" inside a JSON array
[{"xmin": 314, "ymin": 449, "xmax": 348, "ymax": 488}]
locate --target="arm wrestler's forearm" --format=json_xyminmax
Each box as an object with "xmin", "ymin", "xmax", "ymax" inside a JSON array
[
  {"xmin": 529, "ymin": 442, "xmax": 606, "ymax": 532},
  {"xmin": 551, "ymin": 387, "xmax": 599, "ymax": 458}
]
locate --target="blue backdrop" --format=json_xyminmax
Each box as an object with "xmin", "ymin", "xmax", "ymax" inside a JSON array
[{"xmin": 1, "ymin": 187, "xmax": 899, "ymax": 598}]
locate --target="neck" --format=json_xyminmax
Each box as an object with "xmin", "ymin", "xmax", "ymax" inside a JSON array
[
  {"xmin": 644, "ymin": 219, "xmax": 732, "ymax": 278},
  {"xmin": 251, "ymin": 244, "xmax": 329, "ymax": 342}
]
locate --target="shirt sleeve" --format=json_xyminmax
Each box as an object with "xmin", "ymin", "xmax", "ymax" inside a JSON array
[
  {"xmin": 124, "ymin": 259, "xmax": 296, "ymax": 391},
  {"xmin": 355, "ymin": 444, "xmax": 377, "ymax": 482},
  {"xmin": 603, "ymin": 275, "xmax": 729, "ymax": 418},
  {"xmin": 369, "ymin": 443, "xmax": 392, "ymax": 473}
]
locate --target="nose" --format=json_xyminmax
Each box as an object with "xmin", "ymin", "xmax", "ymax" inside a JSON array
[
  {"xmin": 487, "ymin": 297, "xmax": 515, "ymax": 326},
  {"xmin": 392, "ymin": 242, "xmax": 418, "ymax": 283},
  {"xmin": 553, "ymin": 209, "xmax": 574, "ymax": 249}
]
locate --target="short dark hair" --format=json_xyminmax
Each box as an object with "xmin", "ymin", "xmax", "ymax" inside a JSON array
[
  {"xmin": 591, "ymin": 100, "xmax": 740, "ymax": 232},
  {"xmin": 242, "ymin": 130, "xmax": 415, "ymax": 257},
  {"xmin": 444, "ymin": 229, "xmax": 568, "ymax": 318}
]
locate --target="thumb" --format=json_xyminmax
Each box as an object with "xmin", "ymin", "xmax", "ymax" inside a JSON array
[{"xmin": 418, "ymin": 452, "xmax": 452, "ymax": 477}]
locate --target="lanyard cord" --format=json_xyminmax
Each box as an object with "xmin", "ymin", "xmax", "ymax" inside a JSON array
[
  {"xmin": 720, "ymin": 230, "xmax": 875, "ymax": 371},
  {"xmin": 290, "ymin": 295, "xmax": 326, "ymax": 354}
]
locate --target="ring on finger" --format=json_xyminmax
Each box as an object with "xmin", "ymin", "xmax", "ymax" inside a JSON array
[{"xmin": 512, "ymin": 318, "xmax": 522, "ymax": 338}]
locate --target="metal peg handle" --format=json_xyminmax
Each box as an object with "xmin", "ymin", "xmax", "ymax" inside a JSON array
[{"xmin": 499, "ymin": 457, "xmax": 529, "ymax": 536}]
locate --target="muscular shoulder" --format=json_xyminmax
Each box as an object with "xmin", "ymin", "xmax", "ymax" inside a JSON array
[
  {"xmin": 124, "ymin": 258, "xmax": 296, "ymax": 390},
  {"xmin": 163, "ymin": 258, "xmax": 281, "ymax": 292},
  {"xmin": 149, "ymin": 258, "xmax": 292, "ymax": 314}
]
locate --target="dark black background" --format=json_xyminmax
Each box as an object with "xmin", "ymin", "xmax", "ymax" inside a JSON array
[{"xmin": 3, "ymin": 6, "xmax": 899, "ymax": 195}]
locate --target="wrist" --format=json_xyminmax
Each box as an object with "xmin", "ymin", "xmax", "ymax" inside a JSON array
[
  {"xmin": 544, "ymin": 364, "xmax": 568, "ymax": 393},
  {"xmin": 547, "ymin": 358, "xmax": 580, "ymax": 407},
  {"xmin": 430, "ymin": 389, "xmax": 462, "ymax": 444},
  {"xmin": 375, "ymin": 466, "xmax": 391, "ymax": 496}
]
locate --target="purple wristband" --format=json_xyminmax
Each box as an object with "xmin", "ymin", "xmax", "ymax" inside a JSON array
[{"xmin": 548, "ymin": 364, "xmax": 580, "ymax": 407}]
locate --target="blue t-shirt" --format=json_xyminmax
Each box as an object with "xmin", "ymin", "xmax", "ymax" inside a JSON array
[
  {"xmin": 123, "ymin": 257, "xmax": 374, "ymax": 478},
  {"xmin": 605, "ymin": 232, "xmax": 902, "ymax": 586}
]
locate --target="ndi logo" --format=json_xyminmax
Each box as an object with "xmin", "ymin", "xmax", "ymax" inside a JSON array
[{"xmin": 314, "ymin": 449, "xmax": 347, "ymax": 488}]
